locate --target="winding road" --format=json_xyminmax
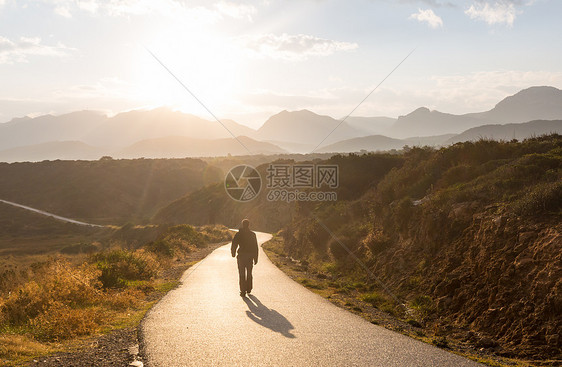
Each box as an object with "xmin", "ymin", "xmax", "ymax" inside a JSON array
[
  {"xmin": 141, "ymin": 232, "xmax": 482, "ymax": 366},
  {"xmin": 0, "ymin": 199, "xmax": 104, "ymax": 227}
]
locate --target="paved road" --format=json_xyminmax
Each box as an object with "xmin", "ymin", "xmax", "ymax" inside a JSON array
[
  {"xmin": 141, "ymin": 232, "xmax": 481, "ymax": 366},
  {"xmin": 0, "ymin": 199, "xmax": 104, "ymax": 227}
]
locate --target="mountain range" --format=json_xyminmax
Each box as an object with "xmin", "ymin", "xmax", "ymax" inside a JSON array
[{"xmin": 1, "ymin": 86, "xmax": 561, "ymax": 162}]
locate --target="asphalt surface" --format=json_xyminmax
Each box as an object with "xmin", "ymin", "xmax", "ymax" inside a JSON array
[{"xmin": 141, "ymin": 232, "xmax": 482, "ymax": 366}]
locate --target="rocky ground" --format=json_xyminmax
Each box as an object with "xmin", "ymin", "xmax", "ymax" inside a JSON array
[{"xmin": 25, "ymin": 328, "xmax": 140, "ymax": 367}]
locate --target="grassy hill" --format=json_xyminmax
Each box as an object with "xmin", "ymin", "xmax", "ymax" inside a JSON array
[
  {"xmin": 0, "ymin": 201, "xmax": 110, "ymax": 256},
  {"xmin": 152, "ymin": 153, "xmax": 403, "ymax": 231},
  {"xmin": 281, "ymin": 135, "xmax": 561, "ymax": 361},
  {"xmin": 0, "ymin": 158, "xmax": 221, "ymax": 225}
]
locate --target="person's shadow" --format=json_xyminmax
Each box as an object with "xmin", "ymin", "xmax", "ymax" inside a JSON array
[{"xmin": 243, "ymin": 295, "xmax": 296, "ymax": 338}]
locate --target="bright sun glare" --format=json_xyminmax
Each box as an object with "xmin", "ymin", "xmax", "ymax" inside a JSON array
[{"xmin": 133, "ymin": 26, "xmax": 245, "ymax": 116}]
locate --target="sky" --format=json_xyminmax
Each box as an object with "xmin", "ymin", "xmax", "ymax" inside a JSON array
[{"xmin": 1, "ymin": 0, "xmax": 561, "ymax": 129}]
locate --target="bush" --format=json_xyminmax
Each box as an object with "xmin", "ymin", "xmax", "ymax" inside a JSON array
[
  {"xmin": 362, "ymin": 229, "xmax": 391, "ymax": 254},
  {"xmin": 512, "ymin": 181, "xmax": 562, "ymax": 216},
  {"xmin": 103, "ymin": 289, "xmax": 144, "ymax": 311},
  {"xmin": 145, "ymin": 240, "xmax": 175, "ymax": 257},
  {"xmin": 31, "ymin": 302, "xmax": 103, "ymax": 341},
  {"xmin": 1, "ymin": 281, "xmax": 48, "ymax": 326},
  {"xmin": 410, "ymin": 295, "xmax": 436, "ymax": 321},
  {"xmin": 92, "ymin": 249, "xmax": 158, "ymax": 288},
  {"xmin": 0, "ymin": 261, "xmax": 101, "ymax": 326}
]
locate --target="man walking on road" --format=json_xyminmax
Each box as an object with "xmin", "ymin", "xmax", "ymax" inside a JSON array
[{"xmin": 231, "ymin": 219, "xmax": 258, "ymax": 297}]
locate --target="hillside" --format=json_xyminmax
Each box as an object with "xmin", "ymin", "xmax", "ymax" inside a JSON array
[
  {"xmin": 0, "ymin": 158, "xmax": 221, "ymax": 224},
  {"xmin": 152, "ymin": 153, "xmax": 403, "ymax": 230},
  {"xmin": 0, "ymin": 201, "xmax": 109, "ymax": 256},
  {"xmin": 281, "ymin": 135, "xmax": 561, "ymax": 361}
]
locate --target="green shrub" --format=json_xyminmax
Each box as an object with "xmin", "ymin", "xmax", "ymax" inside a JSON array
[
  {"xmin": 92, "ymin": 249, "xmax": 158, "ymax": 288},
  {"xmin": 512, "ymin": 181, "xmax": 562, "ymax": 216},
  {"xmin": 361, "ymin": 291, "xmax": 387, "ymax": 307},
  {"xmin": 410, "ymin": 295, "xmax": 435, "ymax": 321},
  {"xmin": 145, "ymin": 240, "xmax": 175, "ymax": 257}
]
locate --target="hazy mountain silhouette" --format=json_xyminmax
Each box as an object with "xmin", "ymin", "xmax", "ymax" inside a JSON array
[
  {"xmin": 317, "ymin": 135, "xmax": 406, "ymax": 153},
  {"xmin": 117, "ymin": 136, "xmax": 285, "ymax": 158},
  {"xmin": 82, "ymin": 107, "xmax": 256, "ymax": 147},
  {"xmin": 388, "ymin": 86, "xmax": 562, "ymax": 138},
  {"xmin": 1, "ymin": 86, "xmax": 561, "ymax": 161},
  {"xmin": 0, "ymin": 108, "xmax": 256, "ymax": 150},
  {"xmin": 445, "ymin": 120, "xmax": 562, "ymax": 145},
  {"xmin": 316, "ymin": 133, "xmax": 455, "ymax": 153},
  {"xmin": 316, "ymin": 119, "xmax": 561, "ymax": 154},
  {"xmin": 344, "ymin": 116, "xmax": 396, "ymax": 135},
  {"xmin": 388, "ymin": 107, "xmax": 487, "ymax": 138},
  {"xmin": 254, "ymin": 110, "xmax": 366, "ymax": 147},
  {"xmin": 470, "ymin": 86, "xmax": 562, "ymax": 124},
  {"xmin": 402, "ymin": 134, "xmax": 457, "ymax": 147},
  {"xmin": 0, "ymin": 111, "xmax": 106, "ymax": 150}
]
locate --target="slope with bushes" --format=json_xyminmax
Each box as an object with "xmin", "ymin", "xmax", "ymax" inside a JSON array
[
  {"xmin": 0, "ymin": 158, "xmax": 222, "ymax": 225},
  {"xmin": 0, "ymin": 224, "xmax": 232, "ymax": 365},
  {"xmin": 280, "ymin": 135, "xmax": 561, "ymax": 361},
  {"xmin": 153, "ymin": 153, "xmax": 403, "ymax": 232}
]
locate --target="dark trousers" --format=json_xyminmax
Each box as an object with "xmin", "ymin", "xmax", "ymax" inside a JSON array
[{"xmin": 237, "ymin": 256, "xmax": 254, "ymax": 292}]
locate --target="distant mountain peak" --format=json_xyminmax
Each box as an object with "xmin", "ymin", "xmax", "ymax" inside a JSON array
[
  {"xmin": 496, "ymin": 86, "xmax": 561, "ymax": 105},
  {"xmin": 485, "ymin": 85, "xmax": 562, "ymax": 124},
  {"xmin": 411, "ymin": 107, "xmax": 431, "ymax": 115},
  {"xmin": 399, "ymin": 107, "xmax": 431, "ymax": 119},
  {"xmin": 515, "ymin": 85, "xmax": 560, "ymax": 94}
]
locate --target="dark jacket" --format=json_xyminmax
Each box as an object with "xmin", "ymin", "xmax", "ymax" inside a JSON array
[{"xmin": 231, "ymin": 228, "xmax": 258, "ymax": 261}]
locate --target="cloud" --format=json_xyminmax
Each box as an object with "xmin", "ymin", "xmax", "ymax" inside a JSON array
[
  {"xmin": 465, "ymin": 1, "xmax": 519, "ymax": 26},
  {"xmin": 35, "ymin": 0, "xmax": 254, "ymax": 22},
  {"xmin": 242, "ymin": 33, "xmax": 358, "ymax": 61},
  {"xmin": 215, "ymin": 1, "xmax": 257, "ymax": 21},
  {"xmin": 396, "ymin": 0, "xmax": 456, "ymax": 7},
  {"xmin": 409, "ymin": 8, "xmax": 443, "ymax": 28},
  {"xmin": 54, "ymin": 5, "xmax": 72, "ymax": 18},
  {"xmin": 0, "ymin": 36, "xmax": 73, "ymax": 64}
]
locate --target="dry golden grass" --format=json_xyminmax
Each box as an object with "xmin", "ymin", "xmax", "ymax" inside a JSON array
[
  {"xmin": 0, "ymin": 334, "xmax": 52, "ymax": 364},
  {"xmin": 0, "ymin": 223, "xmax": 232, "ymax": 364}
]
